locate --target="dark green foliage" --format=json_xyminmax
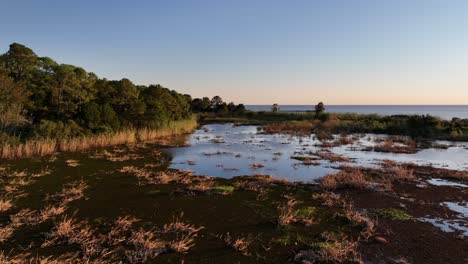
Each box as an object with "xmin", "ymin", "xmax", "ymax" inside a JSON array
[
  {"xmin": 272, "ymin": 103, "xmax": 280, "ymax": 112},
  {"xmin": 202, "ymin": 110, "xmax": 468, "ymax": 141},
  {"xmin": 0, "ymin": 43, "xmax": 192, "ymax": 144},
  {"xmin": 315, "ymin": 102, "xmax": 325, "ymax": 115},
  {"xmin": 191, "ymin": 96, "xmax": 246, "ymax": 116}
]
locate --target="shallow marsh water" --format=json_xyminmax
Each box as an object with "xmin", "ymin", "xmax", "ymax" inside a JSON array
[
  {"xmin": 1, "ymin": 124, "xmax": 468, "ymax": 263},
  {"xmin": 165, "ymin": 124, "xmax": 468, "ymax": 183},
  {"xmin": 164, "ymin": 124, "xmax": 468, "ymax": 239}
]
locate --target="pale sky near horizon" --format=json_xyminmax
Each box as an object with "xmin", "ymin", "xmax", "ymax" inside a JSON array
[{"xmin": 1, "ymin": 0, "xmax": 468, "ymax": 105}]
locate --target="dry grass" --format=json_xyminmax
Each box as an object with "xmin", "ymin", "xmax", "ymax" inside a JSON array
[
  {"xmin": 313, "ymin": 192, "xmax": 376, "ymax": 241},
  {"xmin": 51, "ymin": 180, "xmax": 88, "ymax": 205},
  {"xmin": 294, "ymin": 233, "xmax": 362, "ymax": 263},
  {"xmin": 65, "ymin": 159, "xmax": 80, "ymax": 167},
  {"xmin": 10, "ymin": 209, "xmax": 40, "ymax": 227},
  {"xmin": 372, "ymin": 137, "xmax": 417, "ymax": 154},
  {"xmin": 320, "ymin": 169, "xmax": 368, "ymax": 190},
  {"xmin": 42, "ymin": 216, "xmax": 103, "ymax": 259},
  {"xmin": 91, "ymin": 149, "xmax": 143, "ymax": 162},
  {"xmin": 40, "ymin": 204, "xmax": 67, "ymax": 221},
  {"xmin": 120, "ymin": 166, "xmax": 192, "ymax": 185},
  {"xmin": 0, "ymin": 198, "xmax": 13, "ymax": 213},
  {"xmin": 0, "ymin": 209, "xmax": 39, "ymax": 244},
  {"xmin": 108, "ymin": 215, "xmax": 139, "ymax": 246},
  {"xmin": 316, "ymin": 150, "xmax": 351, "ymax": 163},
  {"xmin": 120, "ymin": 166, "xmax": 152, "ymax": 185},
  {"xmin": 0, "ymin": 117, "xmax": 197, "ymax": 159},
  {"xmin": 11, "ymin": 211, "xmax": 203, "ymax": 263},
  {"xmin": 0, "ymin": 225, "xmax": 14, "ymax": 243},
  {"xmin": 386, "ymin": 165, "xmax": 415, "ymax": 181},
  {"xmin": 320, "ymin": 135, "xmax": 356, "ymax": 147},
  {"xmin": 312, "ymin": 192, "xmax": 346, "ymax": 208},
  {"xmin": 185, "ymin": 178, "xmax": 216, "ymax": 193},
  {"xmin": 0, "ymin": 251, "xmax": 77, "ymax": 264},
  {"xmin": 163, "ymin": 213, "xmax": 204, "ymax": 234},
  {"xmin": 277, "ymin": 197, "xmax": 299, "ymax": 226},
  {"xmin": 168, "ymin": 234, "xmax": 197, "ymax": 253},
  {"xmin": 125, "ymin": 229, "xmax": 167, "ymax": 262},
  {"xmin": 222, "ymin": 233, "xmax": 252, "ymax": 256},
  {"xmin": 277, "ymin": 197, "xmax": 317, "ymax": 227}
]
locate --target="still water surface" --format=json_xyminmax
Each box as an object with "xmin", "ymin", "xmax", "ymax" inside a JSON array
[{"xmin": 165, "ymin": 124, "xmax": 468, "ymax": 182}]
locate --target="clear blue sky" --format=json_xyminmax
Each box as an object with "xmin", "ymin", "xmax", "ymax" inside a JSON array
[{"xmin": 1, "ymin": 0, "xmax": 468, "ymax": 104}]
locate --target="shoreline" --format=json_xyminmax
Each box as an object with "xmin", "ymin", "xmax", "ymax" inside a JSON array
[{"xmin": 0, "ymin": 117, "xmax": 198, "ymax": 159}]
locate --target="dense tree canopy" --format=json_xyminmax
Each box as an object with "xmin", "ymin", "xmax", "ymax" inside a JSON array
[
  {"xmin": 190, "ymin": 95, "xmax": 245, "ymax": 115},
  {"xmin": 0, "ymin": 43, "xmax": 192, "ymax": 142}
]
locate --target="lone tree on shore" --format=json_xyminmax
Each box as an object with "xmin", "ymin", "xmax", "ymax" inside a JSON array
[
  {"xmin": 315, "ymin": 102, "xmax": 325, "ymax": 115},
  {"xmin": 271, "ymin": 103, "xmax": 280, "ymax": 112}
]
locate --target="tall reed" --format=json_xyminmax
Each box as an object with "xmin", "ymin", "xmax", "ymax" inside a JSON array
[{"xmin": 0, "ymin": 117, "xmax": 197, "ymax": 159}]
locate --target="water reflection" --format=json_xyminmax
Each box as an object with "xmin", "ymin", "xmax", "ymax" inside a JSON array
[{"xmin": 163, "ymin": 124, "xmax": 468, "ymax": 182}]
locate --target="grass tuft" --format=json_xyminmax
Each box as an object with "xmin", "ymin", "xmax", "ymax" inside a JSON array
[{"xmin": 376, "ymin": 208, "xmax": 412, "ymax": 221}]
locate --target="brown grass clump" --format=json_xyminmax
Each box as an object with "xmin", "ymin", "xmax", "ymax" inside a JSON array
[
  {"xmin": 277, "ymin": 197, "xmax": 317, "ymax": 227},
  {"xmin": 125, "ymin": 229, "xmax": 167, "ymax": 262},
  {"xmin": 65, "ymin": 159, "xmax": 80, "ymax": 167},
  {"xmin": 277, "ymin": 197, "xmax": 299, "ymax": 226},
  {"xmin": 316, "ymin": 150, "xmax": 351, "ymax": 163},
  {"xmin": 320, "ymin": 170, "xmax": 368, "ymax": 190},
  {"xmin": 91, "ymin": 149, "xmax": 143, "ymax": 162},
  {"xmin": 10, "ymin": 209, "xmax": 40, "ymax": 227},
  {"xmin": 222, "ymin": 233, "xmax": 252, "ymax": 256},
  {"xmin": 108, "ymin": 215, "xmax": 139, "ymax": 246},
  {"xmin": 294, "ymin": 233, "xmax": 362, "ymax": 263},
  {"xmin": 372, "ymin": 137, "xmax": 417, "ymax": 154},
  {"xmin": 313, "ymin": 192, "xmax": 376, "ymax": 241},
  {"xmin": 312, "ymin": 192, "xmax": 346, "ymax": 208},
  {"xmin": 386, "ymin": 165, "xmax": 415, "ymax": 181},
  {"xmin": 168, "ymin": 234, "xmax": 197, "ymax": 253},
  {"xmin": 31, "ymin": 167, "xmax": 53, "ymax": 178},
  {"xmin": 320, "ymin": 136, "xmax": 356, "ymax": 148},
  {"xmin": 380, "ymin": 159, "xmax": 397, "ymax": 168},
  {"xmin": 0, "ymin": 209, "xmax": 40, "ymax": 244},
  {"xmin": 120, "ymin": 166, "xmax": 191, "ymax": 185},
  {"xmin": 35, "ymin": 212, "xmax": 202, "ymax": 263},
  {"xmin": 40, "ymin": 204, "xmax": 67, "ymax": 221},
  {"xmin": 0, "ymin": 252, "xmax": 79, "ymax": 264},
  {"xmin": 120, "ymin": 166, "xmax": 152, "ymax": 185},
  {"xmin": 343, "ymin": 207, "xmax": 376, "ymax": 240},
  {"xmin": 0, "ymin": 198, "xmax": 13, "ymax": 213},
  {"xmin": 163, "ymin": 213, "xmax": 204, "ymax": 234},
  {"xmin": 42, "ymin": 216, "xmax": 103, "ymax": 259},
  {"xmin": 185, "ymin": 178, "xmax": 216, "ymax": 193},
  {"xmin": 0, "ymin": 225, "xmax": 15, "ymax": 243},
  {"xmin": 54, "ymin": 180, "xmax": 88, "ymax": 205}
]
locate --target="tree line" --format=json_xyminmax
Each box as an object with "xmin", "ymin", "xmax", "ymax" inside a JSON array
[
  {"xmin": 190, "ymin": 95, "xmax": 246, "ymax": 114},
  {"xmin": 0, "ymin": 43, "xmax": 192, "ymax": 145}
]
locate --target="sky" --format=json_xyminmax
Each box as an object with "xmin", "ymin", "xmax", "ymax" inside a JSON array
[{"xmin": 1, "ymin": 0, "xmax": 468, "ymax": 105}]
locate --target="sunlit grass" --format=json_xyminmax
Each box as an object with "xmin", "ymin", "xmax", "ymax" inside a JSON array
[{"xmin": 0, "ymin": 116, "xmax": 197, "ymax": 159}]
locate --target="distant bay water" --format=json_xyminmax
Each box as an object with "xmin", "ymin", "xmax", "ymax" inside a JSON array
[{"xmin": 245, "ymin": 105, "xmax": 468, "ymax": 120}]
